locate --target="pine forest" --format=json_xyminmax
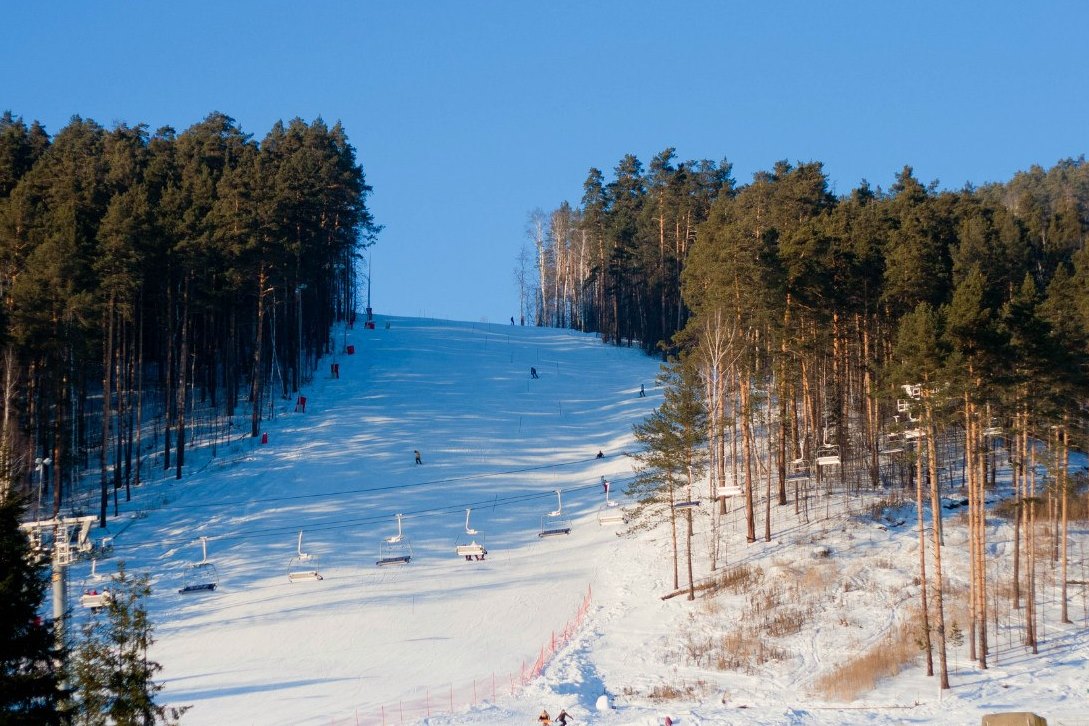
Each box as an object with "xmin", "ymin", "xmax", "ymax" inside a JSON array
[
  {"xmin": 529, "ymin": 150, "xmax": 1089, "ymax": 685},
  {"xmin": 4, "ymin": 105, "xmax": 1089, "ymax": 704},
  {"xmin": 0, "ymin": 111, "xmax": 377, "ymax": 526}
]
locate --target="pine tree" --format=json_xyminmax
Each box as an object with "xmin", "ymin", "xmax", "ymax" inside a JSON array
[
  {"xmin": 71, "ymin": 563, "xmax": 188, "ymax": 725},
  {"xmin": 0, "ymin": 493, "xmax": 66, "ymax": 724},
  {"xmin": 630, "ymin": 360, "xmax": 708, "ymax": 600},
  {"xmin": 893, "ymin": 302, "xmax": 951, "ymax": 688}
]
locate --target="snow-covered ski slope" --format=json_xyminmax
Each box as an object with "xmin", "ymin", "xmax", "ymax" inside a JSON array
[
  {"xmin": 81, "ymin": 317, "xmax": 659, "ymax": 724},
  {"xmin": 69, "ymin": 316, "xmax": 1089, "ymax": 725}
]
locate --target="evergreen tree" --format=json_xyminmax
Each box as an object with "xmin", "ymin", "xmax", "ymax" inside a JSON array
[
  {"xmin": 0, "ymin": 494, "xmax": 66, "ymax": 724},
  {"xmin": 630, "ymin": 360, "xmax": 708, "ymax": 600},
  {"xmin": 72, "ymin": 563, "xmax": 187, "ymax": 726}
]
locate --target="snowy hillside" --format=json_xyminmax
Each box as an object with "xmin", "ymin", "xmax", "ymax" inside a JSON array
[{"xmin": 64, "ymin": 317, "xmax": 1088, "ymax": 725}]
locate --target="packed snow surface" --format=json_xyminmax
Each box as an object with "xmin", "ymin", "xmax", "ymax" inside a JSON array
[{"xmin": 64, "ymin": 317, "xmax": 1089, "ymax": 725}]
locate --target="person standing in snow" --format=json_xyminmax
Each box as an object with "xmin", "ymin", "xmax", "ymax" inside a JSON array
[
  {"xmin": 511, "ymin": 316, "xmax": 515, "ymax": 325},
  {"xmin": 556, "ymin": 708, "xmax": 572, "ymax": 724},
  {"xmin": 601, "ymin": 476, "xmax": 609, "ymax": 494},
  {"xmin": 414, "ymin": 449, "xmax": 422, "ymax": 465},
  {"xmin": 639, "ymin": 383, "xmax": 645, "ymax": 397},
  {"xmin": 530, "ymin": 367, "xmax": 539, "ymax": 379},
  {"xmin": 537, "ymin": 708, "xmax": 550, "ymax": 725}
]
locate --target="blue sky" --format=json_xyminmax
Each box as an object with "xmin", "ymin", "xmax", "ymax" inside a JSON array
[{"xmin": 3, "ymin": 2, "xmax": 1087, "ymax": 323}]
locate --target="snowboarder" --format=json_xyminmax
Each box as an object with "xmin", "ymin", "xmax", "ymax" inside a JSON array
[
  {"xmin": 556, "ymin": 709, "xmax": 572, "ymax": 725},
  {"xmin": 538, "ymin": 709, "xmax": 551, "ymax": 725},
  {"xmin": 596, "ymin": 450, "xmax": 604, "ymax": 459},
  {"xmin": 530, "ymin": 367, "xmax": 539, "ymax": 379},
  {"xmin": 639, "ymin": 383, "xmax": 645, "ymax": 397},
  {"xmin": 414, "ymin": 449, "xmax": 422, "ymax": 465}
]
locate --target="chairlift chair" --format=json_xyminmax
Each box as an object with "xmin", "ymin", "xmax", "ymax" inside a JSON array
[
  {"xmin": 80, "ymin": 588, "xmax": 111, "ymax": 611},
  {"xmin": 672, "ymin": 480, "xmax": 701, "ymax": 509},
  {"xmin": 879, "ymin": 432, "xmax": 905, "ymax": 456},
  {"xmin": 786, "ymin": 458, "xmax": 811, "ymax": 481},
  {"xmin": 539, "ymin": 490, "xmax": 572, "ymax": 537},
  {"xmin": 80, "ymin": 558, "xmax": 111, "ymax": 610},
  {"xmin": 376, "ymin": 514, "xmax": 413, "ymax": 566},
  {"xmin": 815, "ymin": 444, "xmax": 841, "ymax": 467},
  {"xmin": 598, "ymin": 481, "xmax": 628, "ymax": 525},
  {"xmin": 288, "ymin": 530, "xmax": 323, "ymax": 582},
  {"xmin": 179, "ymin": 537, "xmax": 219, "ymax": 593},
  {"xmin": 455, "ymin": 508, "xmax": 488, "ymax": 560},
  {"xmin": 715, "ymin": 475, "xmax": 744, "ymax": 498}
]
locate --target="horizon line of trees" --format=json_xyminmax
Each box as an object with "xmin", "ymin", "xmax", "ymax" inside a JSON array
[{"xmin": 0, "ymin": 110, "xmax": 379, "ymax": 526}]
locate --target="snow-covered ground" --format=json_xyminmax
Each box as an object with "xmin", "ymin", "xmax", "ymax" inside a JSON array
[{"xmin": 63, "ymin": 317, "xmax": 1089, "ymax": 725}]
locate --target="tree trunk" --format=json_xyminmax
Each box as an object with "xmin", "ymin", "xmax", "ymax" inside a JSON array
[
  {"xmin": 916, "ymin": 441, "xmax": 933, "ymax": 676},
  {"xmin": 925, "ymin": 401, "xmax": 949, "ymax": 689},
  {"xmin": 1025, "ymin": 438, "xmax": 1037, "ymax": 652},
  {"xmin": 99, "ymin": 296, "xmax": 115, "ymax": 528},
  {"xmin": 741, "ymin": 381, "xmax": 755, "ymax": 543},
  {"xmin": 1060, "ymin": 424, "xmax": 1070, "ymax": 624},
  {"xmin": 669, "ymin": 477, "xmax": 680, "ymax": 591},
  {"xmin": 971, "ymin": 398, "xmax": 980, "ymax": 666},
  {"xmin": 175, "ymin": 278, "xmax": 190, "ymax": 480},
  {"xmin": 251, "ymin": 267, "xmax": 268, "ymax": 437},
  {"xmin": 685, "ymin": 466, "xmax": 695, "ymax": 601}
]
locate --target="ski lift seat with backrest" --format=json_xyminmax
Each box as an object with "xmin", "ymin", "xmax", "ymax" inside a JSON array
[
  {"xmin": 455, "ymin": 509, "xmax": 488, "ymax": 560},
  {"xmin": 598, "ymin": 482, "xmax": 628, "ymax": 524},
  {"xmin": 179, "ymin": 537, "xmax": 219, "ymax": 594},
  {"xmin": 80, "ymin": 589, "xmax": 111, "ymax": 610},
  {"xmin": 455, "ymin": 541, "xmax": 487, "ymax": 559},
  {"xmin": 377, "ymin": 514, "xmax": 413, "ymax": 566},
  {"xmin": 539, "ymin": 490, "xmax": 572, "ymax": 537},
  {"xmin": 787, "ymin": 458, "xmax": 810, "ymax": 480},
  {"xmin": 598, "ymin": 505, "xmax": 626, "ymax": 525},
  {"xmin": 815, "ymin": 445, "xmax": 841, "ymax": 467},
  {"xmin": 879, "ymin": 432, "xmax": 904, "ymax": 455},
  {"xmin": 288, "ymin": 531, "xmax": 323, "ymax": 582},
  {"xmin": 716, "ymin": 484, "xmax": 743, "ymax": 498}
]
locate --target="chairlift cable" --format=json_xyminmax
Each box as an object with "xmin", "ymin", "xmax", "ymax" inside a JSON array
[
  {"xmin": 101, "ymin": 475, "xmax": 638, "ymax": 555},
  {"xmin": 145, "ymin": 453, "xmax": 620, "ymax": 513}
]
